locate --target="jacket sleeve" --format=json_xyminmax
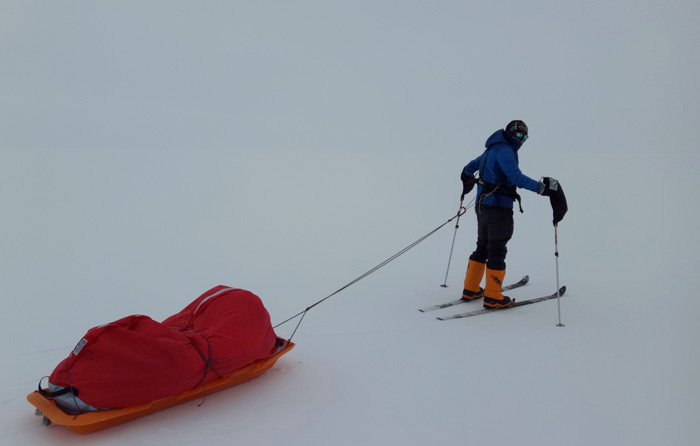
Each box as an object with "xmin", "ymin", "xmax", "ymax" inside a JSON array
[
  {"xmin": 496, "ymin": 149, "xmax": 541, "ymax": 193},
  {"xmin": 463, "ymin": 155, "xmax": 482, "ymax": 176}
]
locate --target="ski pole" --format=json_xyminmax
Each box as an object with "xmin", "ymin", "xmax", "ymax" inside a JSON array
[
  {"xmin": 440, "ymin": 199, "xmax": 467, "ymax": 287},
  {"xmin": 555, "ymin": 224, "xmax": 564, "ymax": 327}
]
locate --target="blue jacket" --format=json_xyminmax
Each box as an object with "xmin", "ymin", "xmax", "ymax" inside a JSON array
[{"xmin": 463, "ymin": 130, "xmax": 540, "ymax": 208}]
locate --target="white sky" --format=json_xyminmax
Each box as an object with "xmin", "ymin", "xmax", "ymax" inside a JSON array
[{"xmin": 1, "ymin": 0, "xmax": 698, "ymax": 155}]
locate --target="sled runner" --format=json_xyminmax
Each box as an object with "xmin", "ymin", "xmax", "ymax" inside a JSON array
[{"xmin": 27, "ymin": 339, "xmax": 294, "ymax": 434}]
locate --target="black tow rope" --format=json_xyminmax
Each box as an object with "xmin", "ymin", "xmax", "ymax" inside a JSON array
[{"xmin": 275, "ymin": 206, "xmax": 470, "ymax": 342}]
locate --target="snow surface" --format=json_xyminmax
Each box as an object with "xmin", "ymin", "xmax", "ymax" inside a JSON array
[{"xmin": 2, "ymin": 1, "xmax": 699, "ymax": 445}]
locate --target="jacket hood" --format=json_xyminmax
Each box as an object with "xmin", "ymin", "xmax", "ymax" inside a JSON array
[{"xmin": 486, "ymin": 129, "xmax": 524, "ymax": 151}]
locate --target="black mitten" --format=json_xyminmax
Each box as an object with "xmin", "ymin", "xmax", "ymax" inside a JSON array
[
  {"xmin": 539, "ymin": 177, "xmax": 568, "ymax": 226},
  {"xmin": 461, "ymin": 171, "xmax": 476, "ymax": 199}
]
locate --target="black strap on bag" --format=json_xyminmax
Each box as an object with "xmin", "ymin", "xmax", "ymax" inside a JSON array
[{"xmin": 37, "ymin": 376, "xmax": 79, "ymax": 398}]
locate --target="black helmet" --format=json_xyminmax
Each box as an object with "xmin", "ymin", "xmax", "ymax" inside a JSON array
[{"xmin": 505, "ymin": 120, "xmax": 528, "ymax": 136}]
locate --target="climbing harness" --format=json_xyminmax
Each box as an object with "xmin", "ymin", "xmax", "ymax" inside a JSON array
[{"xmin": 477, "ymin": 179, "xmax": 524, "ymax": 213}]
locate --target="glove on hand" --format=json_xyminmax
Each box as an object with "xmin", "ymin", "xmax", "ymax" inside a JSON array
[
  {"xmin": 539, "ymin": 177, "xmax": 559, "ymax": 197},
  {"xmin": 539, "ymin": 177, "xmax": 568, "ymax": 225},
  {"xmin": 461, "ymin": 171, "xmax": 476, "ymax": 199}
]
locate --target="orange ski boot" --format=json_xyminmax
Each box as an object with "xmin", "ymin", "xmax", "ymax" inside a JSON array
[
  {"xmin": 483, "ymin": 268, "xmax": 515, "ymax": 309},
  {"xmin": 462, "ymin": 259, "xmax": 485, "ymax": 301}
]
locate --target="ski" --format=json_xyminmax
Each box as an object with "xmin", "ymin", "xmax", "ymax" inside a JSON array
[
  {"xmin": 419, "ymin": 275, "xmax": 530, "ymax": 313},
  {"xmin": 437, "ymin": 286, "xmax": 566, "ymax": 320}
]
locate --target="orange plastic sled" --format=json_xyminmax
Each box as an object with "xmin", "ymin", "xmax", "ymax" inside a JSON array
[{"xmin": 27, "ymin": 339, "xmax": 294, "ymax": 434}]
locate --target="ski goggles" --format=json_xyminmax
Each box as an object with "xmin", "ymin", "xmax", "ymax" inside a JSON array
[{"xmin": 516, "ymin": 132, "xmax": 529, "ymax": 140}]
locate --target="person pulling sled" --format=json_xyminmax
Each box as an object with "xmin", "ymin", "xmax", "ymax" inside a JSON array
[{"xmin": 460, "ymin": 120, "xmax": 567, "ymax": 309}]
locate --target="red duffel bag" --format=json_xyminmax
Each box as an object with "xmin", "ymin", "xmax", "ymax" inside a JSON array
[{"xmin": 44, "ymin": 286, "xmax": 277, "ymax": 413}]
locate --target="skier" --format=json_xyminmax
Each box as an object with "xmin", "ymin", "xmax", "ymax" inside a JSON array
[{"xmin": 460, "ymin": 120, "xmax": 567, "ymax": 309}]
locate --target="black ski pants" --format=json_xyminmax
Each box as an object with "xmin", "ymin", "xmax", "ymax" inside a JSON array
[{"xmin": 469, "ymin": 204, "xmax": 514, "ymax": 271}]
